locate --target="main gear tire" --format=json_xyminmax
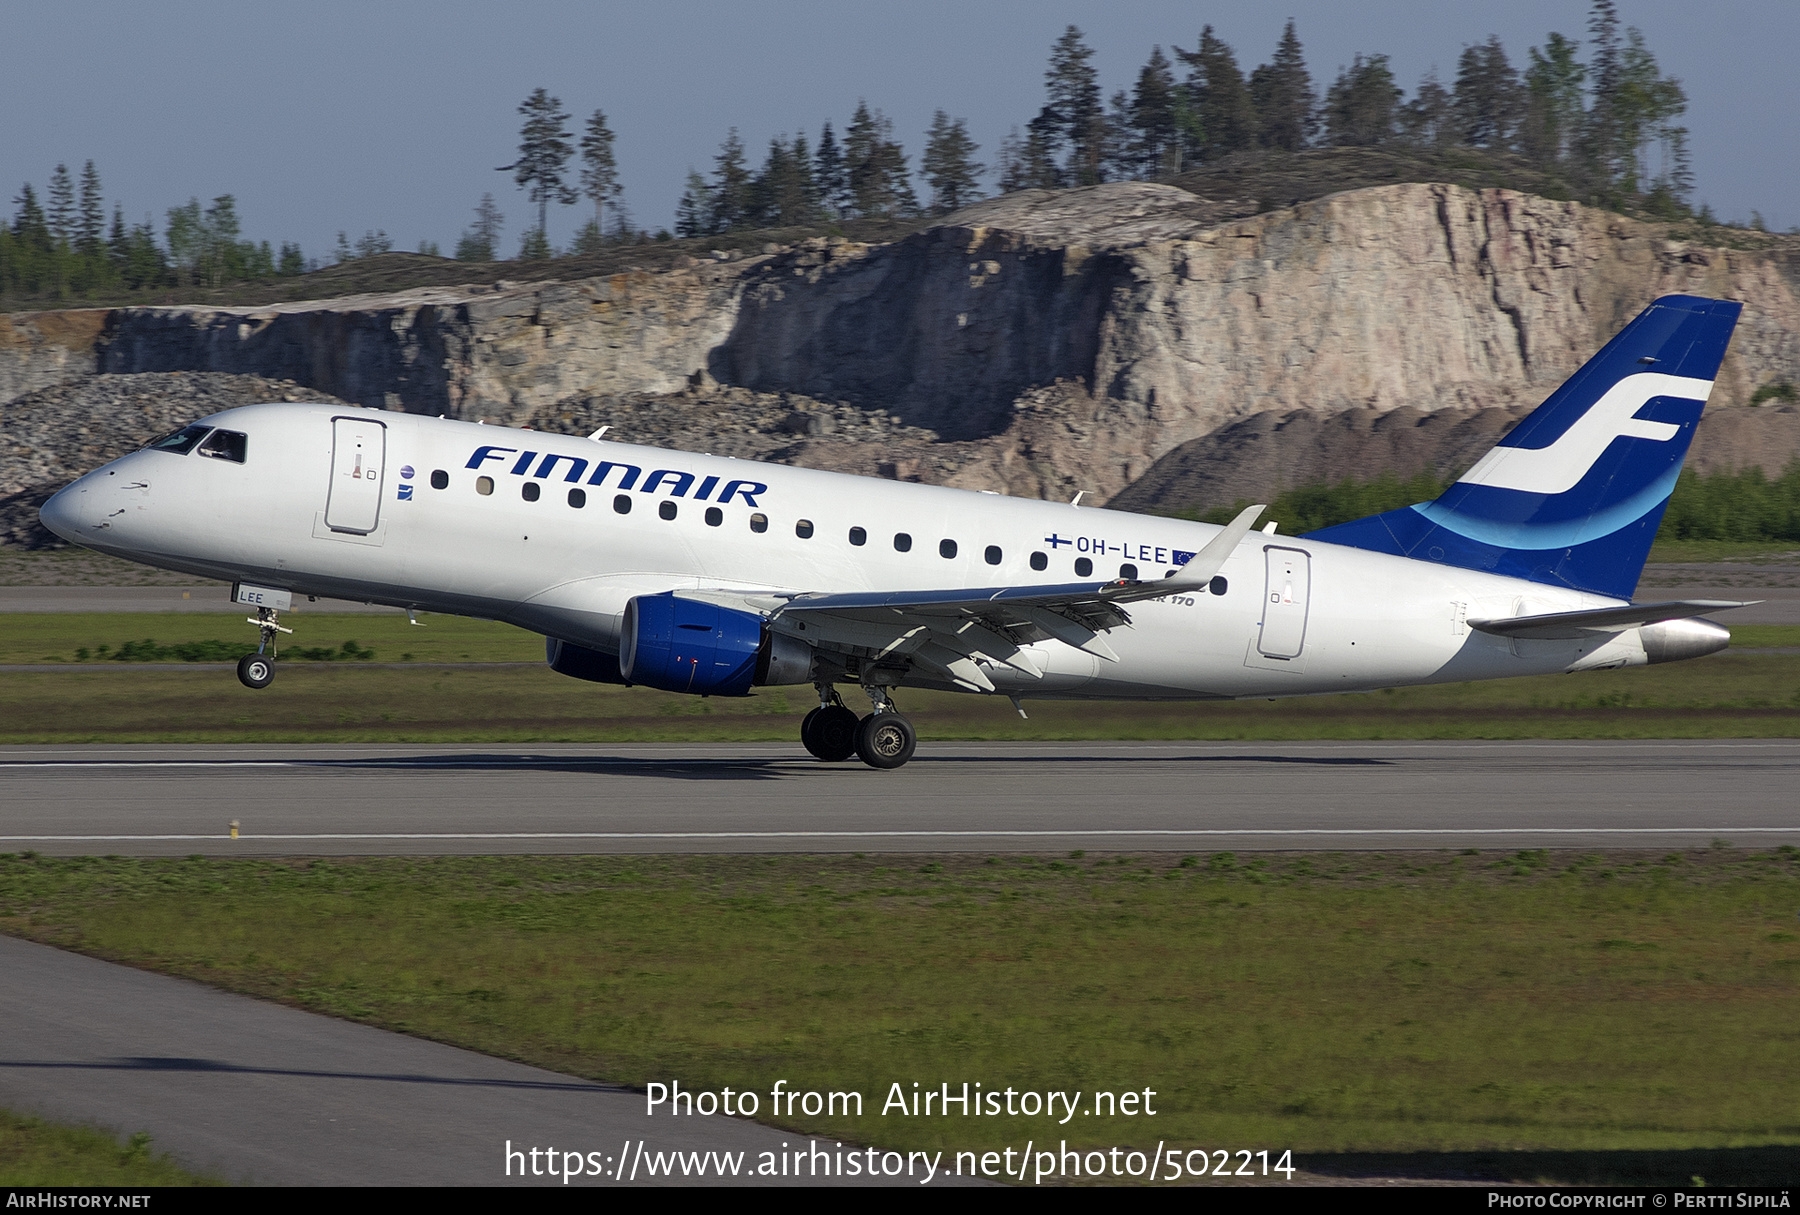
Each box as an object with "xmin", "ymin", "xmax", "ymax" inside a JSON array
[
  {"xmin": 236, "ymin": 653, "xmax": 274, "ymax": 689},
  {"xmin": 854, "ymin": 712, "xmax": 916, "ymax": 770},
  {"xmin": 806, "ymin": 705, "xmax": 860, "ymax": 762}
]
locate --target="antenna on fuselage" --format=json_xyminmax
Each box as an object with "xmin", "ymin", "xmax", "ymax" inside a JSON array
[
  {"xmin": 1070, "ymin": 491, "xmax": 1085, "ymax": 507},
  {"xmin": 589, "ymin": 426, "xmax": 611, "ymax": 442}
]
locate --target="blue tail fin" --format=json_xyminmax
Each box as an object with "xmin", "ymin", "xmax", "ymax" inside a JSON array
[{"xmin": 1307, "ymin": 294, "xmax": 1742, "ymax": 599}]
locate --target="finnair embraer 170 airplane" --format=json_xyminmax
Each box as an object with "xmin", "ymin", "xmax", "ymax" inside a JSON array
[{"xmin": 40, "ymin": 294, "xmax": 1751, "ymax": 768}]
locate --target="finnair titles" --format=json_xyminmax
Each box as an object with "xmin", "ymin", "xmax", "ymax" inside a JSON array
[{"xmin": 41, "ymin": 294, "xmax": 1751, "ymax": 769}]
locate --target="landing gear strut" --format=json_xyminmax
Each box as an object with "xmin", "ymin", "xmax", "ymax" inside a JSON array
[
  {"xmin": 852, "ymin": 682, "xmax": 916, "ymax": 770},
  {"xmin": 237, "ymin": 606, "xmax": 292, "ymax": 690}
]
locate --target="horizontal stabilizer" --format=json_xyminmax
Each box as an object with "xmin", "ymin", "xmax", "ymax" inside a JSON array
[{"xmin": 1468, "ymin": 599, "xmax": 1756, "ymax": 640}]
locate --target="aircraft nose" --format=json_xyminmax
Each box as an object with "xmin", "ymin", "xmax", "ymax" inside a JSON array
[{"xmin": 37, "ymin": 482, "xmax": 86, "ymax": 542}]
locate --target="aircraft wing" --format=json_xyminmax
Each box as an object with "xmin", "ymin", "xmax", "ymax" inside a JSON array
[
  {"xmin": 1468, "ymin": 599, "xmax": 1757, "ymax": 640},
  {"xmin": 726, "ymin": 505, "xmax": 1267, "ymax": 692}
]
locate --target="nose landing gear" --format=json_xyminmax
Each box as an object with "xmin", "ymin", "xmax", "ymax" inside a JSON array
[{"xmin": 237, "ymin": 606, "xmax": 293, "ymax": 689}]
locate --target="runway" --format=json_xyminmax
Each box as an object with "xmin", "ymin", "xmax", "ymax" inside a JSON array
[
  {"xmin": 0, "ymin": 935, "xmax": 959, "ymax": 1187},
  {"xmin": 3, "ymin": 740, "xmax": 1797, "ymax": 854}
]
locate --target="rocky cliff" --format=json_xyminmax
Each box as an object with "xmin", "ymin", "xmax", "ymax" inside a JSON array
[{"xmin": 4, "ymin": 182, "xmax": 1799, "ymax": 510}]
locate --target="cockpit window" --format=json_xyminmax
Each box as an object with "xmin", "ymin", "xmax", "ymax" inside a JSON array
[
  {"xmin": 144, "ymin": 424, "xmax": 212, "ymax": 455},
  {"xmin": 197, "ymin": 429, "xmax": 247, "ymax": 463}
]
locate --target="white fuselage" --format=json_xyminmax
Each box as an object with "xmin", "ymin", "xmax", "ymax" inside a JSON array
[{"xmin": 43, "ymin": 403, "xmax": 1652, "ymax": 701}]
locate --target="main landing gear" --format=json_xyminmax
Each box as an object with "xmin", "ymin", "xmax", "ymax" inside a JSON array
[
  {"xmin": 801, "ymin": 683, "xmax": 917, "ymax": 770},
  {"xmin": 236, "ymin": 606, "xmax": 292, "ymax": 690}
]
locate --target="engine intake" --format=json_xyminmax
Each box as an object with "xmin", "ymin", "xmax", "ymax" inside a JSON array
[{"xmin": 618, "ymin": 592, "xmax": 813, "ymax": 696}]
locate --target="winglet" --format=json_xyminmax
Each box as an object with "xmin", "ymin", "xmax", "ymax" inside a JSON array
[{"xmin": 1110, "ymin": 504, "xmax": 1264, "ymax": 603}]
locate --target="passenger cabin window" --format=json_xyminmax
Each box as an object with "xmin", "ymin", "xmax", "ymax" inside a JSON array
[
  {"xmin": 144, "ymin": 424, "xmax": 212, "ymax": 456},
  {"xmin": 659, "ymin": 500, "xmax": 678, "ymax": 520},
  {"xmin": 522, "ymin": 482, "xmax": 541, "ymax": 502},
  {"xmin": 849, "ymin": 527, "xmax": 866, "ymax": 546},
  {"xmin": 939, "ymin": 539, "xmax": 957, "ymax": 559},
  {"xmin": 1074, "ymin": 557, "xmax": 1093, "ymax": 577},
  {"xmin": 984, "ymin": 545, "xmax": 1002, "ymax": 565},
  {"xmin": 750, "ymin": 513, "xmax": 768, "ymax": 533},
  {"xmin": 613, "ymin": 494, "xmax": 631, "ymax": 514},
  {"xmin": 197, "ymin": 429, "xmax": 247, "ymax": 463},
  {"xmin": 1029, "ymin": 551, "xmax": 1047, "ymax": 571},
  {"xmin": 430, "ymin": 469, "xmax": 449, "ymax": 490},
  {"xmin": 568, "ymin": 488, "xmax": 586, "ymax": 508},
  {"xmin": 476, "ymin": 476, "xmax": 495, "ymax": 496},
  {"xmin": 705, "ymin": 507, "xmax": 723, "ymax": 527},
  {"xmin": 1119, "ymin": 563, "xmax": 1138, "ymax": 580},
  {"xmin": 796, "ymin": 519, "xmax": 814, "ymax": 539},
  {"xmin": 893, "ymin": 532, "xmax": 912, "ymax": 552}
]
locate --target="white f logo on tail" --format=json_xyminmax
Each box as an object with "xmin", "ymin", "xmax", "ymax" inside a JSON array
[{"xmin": 1458, "ymin": 372, "xmax": 1712, "ymax": 495}]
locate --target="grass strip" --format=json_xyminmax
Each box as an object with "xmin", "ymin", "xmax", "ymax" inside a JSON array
[
  {"xmin": 3, "ymin": 653, "xmax": 1799, "ymax": 744},
  {"xmin": 2, "ymin": 849, "xmax": 1797, "ymax": 1181},
  {"xmin": 0, "ymin": 1109, "xmax": 219, "ymax": 1186},
  {"xmin": 0, "ymin": 612, "xmax": 544, "ymax": 665}
]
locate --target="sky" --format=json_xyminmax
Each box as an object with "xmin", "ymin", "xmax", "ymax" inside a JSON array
[{"xmin": 3, "ymin": 1, "xmax": 1795, "ymax": 261}]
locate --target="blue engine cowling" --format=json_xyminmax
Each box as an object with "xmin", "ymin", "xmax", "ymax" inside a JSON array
[{"xmin": 620, "ymin": 592, "xmax": 765, "ymax": 696}]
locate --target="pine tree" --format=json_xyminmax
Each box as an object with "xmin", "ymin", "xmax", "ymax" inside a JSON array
[
  {"xmin": 1127, "ymin": 47, "xmax": 1182, "ymax": 178},
  {"xmin": 578, "ymin": 109, "xmax": 622, "ymax": 239},
  {"xmin": 46, "ymin": 165, "xmax": 75, "ymax": 249},
  {"xmin": 278, "ymin": 241, "xmax": 306, "ymax": 275},
  {"xmin": 76, "ymin": 161, "xmax": 104, "ymax": 259},
  {"xmin": 1324, "ymin": 54, "xmax": 1401, "ymax": 147},
  {"xmin": 1579, "ymin": 0, "xmax": 1624, "ymax": 193},
  {"xmin": 353, "ymin": 229, "xmax": 391, "ymax": 260},
  {"xmin": 120, "ymin": 216, "xmax": 167, "ymax": 290},
  {"xmin": 107, "ymin": 205, "xmax": 129, "ymax": 271},
  {"xmin": 1041, "ymin": 26, "xmax": 1104, "ymax": 185},
  {"xmin": 814, "ymin": 122, "xmax": 849, "ymax": 219},
  {"xmin": 455, "ymin": 193, "xmax": 506, "ymax": 262},
  {"xmin": 1249, "ymin": 20, "xmax": 1317, "ymax": 151},
  {"xmin": 334, "ymin": 231, "xmax": 353, "ymax": 265},
  {"xmin": 1175, "ymin": 26, "xmax": 1256, "ymax": 162},
  {"xmin": 500, "ymin": 88, "xmax": 578, "ymax": 244},
  {"xmin": 1521, "ymin": 33, "xmax": 1586, "ymax": 168},
  {"xmin": 166, "ymin": 198, "xmax": 204, "ymax": 283},
  {"xmin": 1399, "ymin": 68, "xmax": 1456, "ymax": 150},
  {"xmin": 675, "ymin": 170, "xmax": 714, "ymax": 238},
  {"xmin": 707, "ymin": 128, "xmax": 752, "ymax": 231},
  {"xmin": 12, "ymin": 184, "xmax": 51, "ymax": 252},
  {"xmin": 1453, "ymin": 36, "xmax": 1523, "ymax": 149},
  {"xmin": 921, "ymin": 111, "xmax": 983, "ymax": 213},
  {"xmin": 203, "ymin": 195, "xmax": 244, "ymax": 285},
  {"xmin": 746, "ymin": 136, "xmax": 814, "ymax": 228}
]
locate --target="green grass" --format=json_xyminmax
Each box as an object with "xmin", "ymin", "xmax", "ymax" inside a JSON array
[
  {"xmin": 0, "ymin": 611, "xmax": 545, "ymax": 665},
  {"xmin": 3, "ymin": 849, "xmax": 1797, "ymax": 1179},
  {"xmin": 1647, "ymin": 540, "xmax": 1800, "ymax": 563},
  {"xmin": 3, "ymin": 652, "xmax": 1800, "ymax": 744},
  {"xmin": 0, "ymin": 1109, "xmax": 217, "ymax": 1185}
]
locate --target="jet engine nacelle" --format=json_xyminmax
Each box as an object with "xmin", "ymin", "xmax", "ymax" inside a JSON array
[
  {"xmin": 619, "ymin": 592, "xmax": 814, "ymax": 696},
  {"xmin": 546, "ymin": 637, "xmax": 630, "ymax": 685}
]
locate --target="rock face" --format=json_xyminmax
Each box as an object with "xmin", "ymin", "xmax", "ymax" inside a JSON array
[
  {"xmin": 0, "ymin": 373, "xmax": 353, "ymax": 548},
  {"xmin": 1112, "ymin": 401, "xmax": 1800, "ymax": 516},
  {"xmin": 4, "ymin": 182, "xmax": 1800, "ymax": 512}
]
